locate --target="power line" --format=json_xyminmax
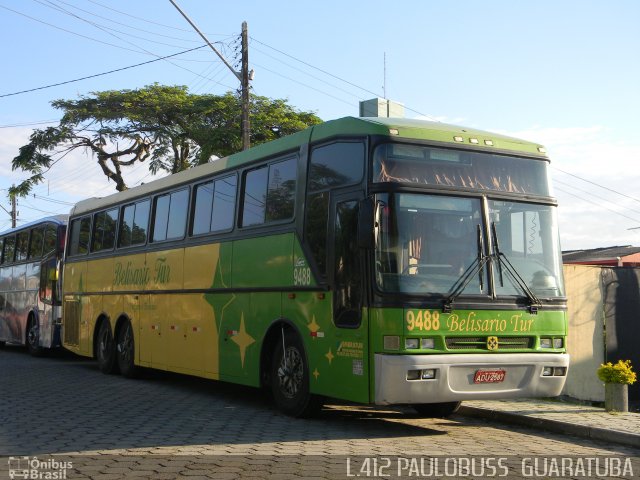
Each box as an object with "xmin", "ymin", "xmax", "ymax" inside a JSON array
[
  {"xmin": 553, "ymin": 166, "xmax": 640, "ymax": 205},
  {"xmin": 0, "ymin": 3, "xmax": 159, "ymax": 55},
  {"xmin": 251, "ymin": 36, "xmax": 381, "ymax": 100},
  {"xmin": 554, "ymin": 178, "xmax": 640, "ymax": 218},
  {"xmin": 0, "ymin": 45, "xmax": 207, "ymax": 98},
  {"xmin": 0, "ymin": 120, "xmax": 59, "ymax": 128},
  {"xmin": 554, "ymin": 186, "xmax": 640, "ymax": 225},
  {"xmin": 50, "ymin": 0, "xmax": 204, "ymax": 45},
  {"xmin": 40, "ymin": 0, "xmax": 202, "ymax": 50},
  {"xmin": 1, "ymin": 3, "xmax": 235, "ymax": 92},
  {"xmin": 250, "ymin": 42, "xmax": 364, "ymax": 101},
  {"xmin": 32, "ymin": 194, "xmax": 75, "ymax": 206},
  {"xmin": 87, "ymin": 0, "xmax": 233, "ymax": 36},
  {"xmin": 250, "ymin": 35, "xmax": 436, "ymax": 120}
]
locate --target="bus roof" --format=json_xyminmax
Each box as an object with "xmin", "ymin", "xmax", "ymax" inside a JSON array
[
  {"xmin": 69, "ymin": 116, "xmax": 547, "ymax": 217},
  {"xmin": 0, "ymin": 214, "xmax": 68, "ymax": 237}
]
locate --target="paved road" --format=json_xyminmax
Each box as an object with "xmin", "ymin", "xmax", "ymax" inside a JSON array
[{"xmin": 0, "ymin": 346, "xmax": 638, "ymax": 479}]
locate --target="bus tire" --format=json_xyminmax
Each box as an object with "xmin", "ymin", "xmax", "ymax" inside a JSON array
[
  {"xmin": 270, "ymin": 330, "xmax": 323, "ymax": 418},
  {"xmin": 0, "ymin": 341, "xmax": 5, "ymax": 348},
  {"xmin": 412, "ymin": 401, "xmax": 461, "ymax": 418},
  {"xmin": 26, "ymin": 316, "xmax": 44, "ymax": 357},
  {"xmin": 116, "ymin": 320, "xmax": 138, "ymax": 378},
  {"xmin": 96, "ymin": 320, "xmax": 118, "ymax": 374}
]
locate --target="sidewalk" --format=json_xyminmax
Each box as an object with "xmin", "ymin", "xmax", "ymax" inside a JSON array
[{"xmin": 458, "ymin": 398, "xmax": 640, "ymax": 449}]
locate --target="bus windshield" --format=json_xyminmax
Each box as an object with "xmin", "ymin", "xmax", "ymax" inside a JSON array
[
  {"xmin": 373, "ymin": 144, "xmax": 551, "ymax": 196},
  {"xmin": 374, "ymin": 193, "xmax": 564, "ymax": 299}
]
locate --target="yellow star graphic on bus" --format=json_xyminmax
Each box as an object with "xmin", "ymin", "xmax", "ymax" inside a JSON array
[
  {"xmin": 313, "ymin": 368, "xmax": 320, "ymax": 380},
  {"xmin": 325, "ymin": 348, "xmax": 334, "ymax": 365},
  {"xmin": 231, "ymin": 314, "xmax": 255, "ymax": 368},
  {"xmin": 307, "ymin": 315, "xmax": 320, "ymax": 337}
]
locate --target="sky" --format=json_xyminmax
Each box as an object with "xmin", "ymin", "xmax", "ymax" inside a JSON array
[{"xmin": 1, "ymin": 0, "xmax": 639, "ymax": 249}]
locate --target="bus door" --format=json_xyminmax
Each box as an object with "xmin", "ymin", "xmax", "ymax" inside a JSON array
[
  {"xmin": 323, "ymin": 192, "xmax": 369, "ymax": 403},
  {"xmin": 38, "ymin": 253, "xmax": 58, "ymax": 348}
]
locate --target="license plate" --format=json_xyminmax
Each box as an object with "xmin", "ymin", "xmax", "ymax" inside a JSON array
[{"xmin": 474, "ymin": 369, "xmax": 506, "ymax": 384}]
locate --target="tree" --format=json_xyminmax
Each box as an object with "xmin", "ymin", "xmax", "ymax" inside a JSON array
[{"xmin": 11, "ymin": 84, "xmax": 322, "ymax": 196}]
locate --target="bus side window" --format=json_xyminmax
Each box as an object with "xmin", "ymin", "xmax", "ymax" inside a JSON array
[
  {"xmin": 39, "ymin": 256, "xmax": 57, "ymax": 304},
  {"xmin": 15, "ymin": 231, "xmax": 29, "ymax": 262},
  {"xmin": 153, "ymin": 188, "xmax": 188, "ymax": 242},
  {"xmin": 119, "ymin": 200, "xmax": 150, "ymax": 247},
  {"xmin": 3, "ymin": 236, "xmax": 16, "ymax": 264},
  {"xmin": 241, "ymin": 157, "xmax": 297, "ymax": 227},
  {"xmin": 333, "ymin": 200, "xmax": 362, "ymax": 328},
  {"xmin": 43, "ymin": 225, "xmax": 57, "ymax": 255},
  {"xmin": 69, "ymin": 217, "xmax": 91, "ymax": 256},
  {"xmin": 305, "ymin": 192, "xmax": 329, "ymax": 277},
  {"xmin": 28, "ymin": 227, "xmax": 44, "ymax": 260}
]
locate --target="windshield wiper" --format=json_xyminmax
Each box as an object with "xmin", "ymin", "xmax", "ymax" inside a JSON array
[
  {"xmin": 491, "ymin": 222, "xmax": 542, "ymax": 314},
  {"xmin": 443, "ymin": 225, "xmax": 489, "ymax": 313}
]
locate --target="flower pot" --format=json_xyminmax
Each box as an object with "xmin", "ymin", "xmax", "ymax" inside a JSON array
[{"xmin": 604, "ymin": 383, "xmax": 628, "ymax": 412}]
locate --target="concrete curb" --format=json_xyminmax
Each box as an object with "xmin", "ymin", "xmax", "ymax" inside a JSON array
[{"xmin": 458, "ymin": 405, "xmax": 640, "ymax": 449}]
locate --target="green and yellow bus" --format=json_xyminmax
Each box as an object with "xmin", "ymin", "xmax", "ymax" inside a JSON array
[{"xmin": 62, "ymin": 116, "xmax": 568, "ymax": 417}]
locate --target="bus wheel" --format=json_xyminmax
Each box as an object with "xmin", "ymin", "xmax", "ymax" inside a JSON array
[
  {"xmin": 26, "ymin": 317, "xmax": 44, "ymax": 357},
  {"xmin": 412, "ymin": 401, "xmax": 461, "ymax": 418},
  {"xmin": 0, "ymin": 341, "xmax": 6, "ymax": 348},
  {"xmin": 116, "ymin": 320, "xmax": 138, "ymax": 378},
  {"xmin": 96, "ymin": 320, "xmax": 118, "ymax": 374},
  {"xmin": 270, "ymin": 331, "xmax": 323, "ymax": 418}
]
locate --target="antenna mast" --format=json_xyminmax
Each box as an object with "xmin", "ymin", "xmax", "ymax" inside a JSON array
[{"xmin": 383, "ymin": 52, "xmax": 387, "ymax": 99}]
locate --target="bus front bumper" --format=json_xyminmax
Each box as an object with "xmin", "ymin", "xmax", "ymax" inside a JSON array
[{"xmin": 374, "ymin": 353, "xmax": 570, "ymax": 405}]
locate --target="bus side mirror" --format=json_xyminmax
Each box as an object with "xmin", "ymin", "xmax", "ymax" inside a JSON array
[{"xmin": 357, "ymin": 198, "xmax": 374, "ymax": 249}]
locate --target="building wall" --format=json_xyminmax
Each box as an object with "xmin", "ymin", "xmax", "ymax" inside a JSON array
[{"xmin": 562, "ymin": 265, "xmax": 605, "ymax": 401}]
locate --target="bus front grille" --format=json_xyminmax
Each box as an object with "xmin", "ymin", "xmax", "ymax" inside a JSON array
[{"xmin": 445, "ymin": 336, "xmax": 534, "ymax": 350}]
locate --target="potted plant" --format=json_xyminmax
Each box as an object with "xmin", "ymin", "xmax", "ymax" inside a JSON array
[{"xmin": 597, "ymin": 360, "xmax": 637, "ymax": 412}]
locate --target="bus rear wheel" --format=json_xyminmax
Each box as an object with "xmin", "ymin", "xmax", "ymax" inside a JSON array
[
  {"xmin": 26, "ymin": 317, "xmax": 44, "ymax": 357},
  {"xmin": 270, "ymin": 330, "xmax": 323, "ymax": 418},
  {"xmin": 116, "ymin": 320, "xmax": 138, "ymax": 378},
  {"xmin": 96, "ymin": 320, "xmax": 118, "ymax": 374},
  {"xmin": 412, "ymin": 401, "xmax": 461, "ymax": 418}
]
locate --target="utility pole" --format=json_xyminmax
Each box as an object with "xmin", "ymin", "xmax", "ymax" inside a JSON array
[
  {"xmin": 10, "ymin": 188, "xmax": 16, "ymax": 228},
  {"xmin": 169, "ymin": 1, "xmax": 251, "ymax": 150},
  {"xmin": 2, "ymin": 186, "xmax": 17, "ymax": 228},
  {"xmin": 241, "ymin": 21, "xmax": 250, "ymax": 150}
]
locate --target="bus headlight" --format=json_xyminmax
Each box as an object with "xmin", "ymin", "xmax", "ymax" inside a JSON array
[
  {"xmin": 541, "ymin": 337, "xmax": 564, "ymax": 349},
  {"xmin": 421, "ymin": 369, "xmax": 436, "ymax": 379},
  {"xmin": 405, "ymin": 338, "xmax": 419, "ymax": 349},
  {"xmin": 421, "ymin": 338, "xmax": 435, "ymax": 349}
]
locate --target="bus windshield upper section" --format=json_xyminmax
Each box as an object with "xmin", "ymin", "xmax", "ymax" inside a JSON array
[
  {"xmin": 374, "ymin": 192, "xmax": 565, "ymax": 301},
  {"xmin": 373, "ymin": 143, "xmax": 551, "ymax": 196}
]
